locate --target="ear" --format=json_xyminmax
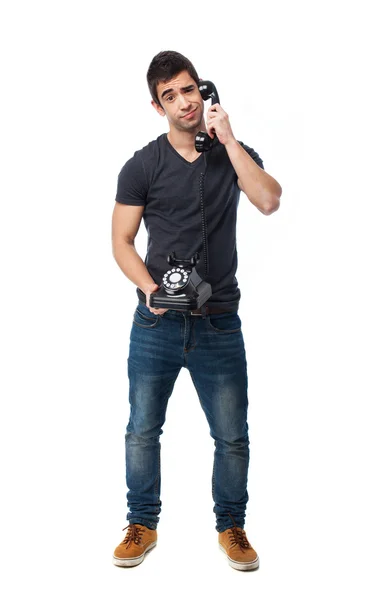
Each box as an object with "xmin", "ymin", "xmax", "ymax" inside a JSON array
[{"xmin": 151, "ymin": 100, "xmax": 165, "ymax": 117}]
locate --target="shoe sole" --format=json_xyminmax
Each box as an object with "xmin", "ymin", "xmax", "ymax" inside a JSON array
[
  {"xmin": 113, "ymin": 541, "xmax": 157, "ymax": 567},
  {"xmin": 219, "ymin": 543, "xmax": 260, "ymax": 571}
]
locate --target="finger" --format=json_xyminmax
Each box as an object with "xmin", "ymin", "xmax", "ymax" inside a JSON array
[
  {"xmin": 206, "ymin": 124, "xmax": 215, "ymax": 139},
  {"xmin": 207, "ymin": 103, "xmax": 222, "ymax": 113},
  {"xmin": 150, "ymin": 307, "xmax": 166, "ymax": 315},
  {"xmin": 149, "ymin": 307, "xmax": 160, "ymax": 313}
]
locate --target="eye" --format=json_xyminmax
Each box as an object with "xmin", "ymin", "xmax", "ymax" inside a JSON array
[{"xmin": 166, "ymin": 95, "xmax": 174, "ymax": 102}]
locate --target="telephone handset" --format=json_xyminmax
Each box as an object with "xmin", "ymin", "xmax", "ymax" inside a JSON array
[{"xmin": 195, "ymin": 81, "xmax": 220, "ymax": 153}]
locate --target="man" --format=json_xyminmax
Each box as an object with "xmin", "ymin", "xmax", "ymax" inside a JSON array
[{"xmin": 111, "ymin": 50, "xmax": 282, "ymax": 571}]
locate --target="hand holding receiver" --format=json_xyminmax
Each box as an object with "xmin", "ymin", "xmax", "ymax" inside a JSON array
[{"xmin": 206, "ymin": 103, "xmax": 236, "ymax": 146}]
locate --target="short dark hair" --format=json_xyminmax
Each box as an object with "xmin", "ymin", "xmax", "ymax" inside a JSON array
[{"xmin": 147, "ymin": 50, "xmax": 199, "ymax": 106}]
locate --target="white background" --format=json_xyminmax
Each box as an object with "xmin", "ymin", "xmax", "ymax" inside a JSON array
[{"xmin": 1, "ymin": 0, "xmax": 383, "ymax": 597}]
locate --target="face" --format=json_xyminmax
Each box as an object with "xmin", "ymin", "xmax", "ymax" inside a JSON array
[{"xmin": 152, "ymin": 70, "xmax": 204, "ymax": 133}]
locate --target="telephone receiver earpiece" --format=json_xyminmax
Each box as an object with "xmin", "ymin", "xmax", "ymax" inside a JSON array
[{"xmin": 195, "ymin": 80, "xmax": 220, "ymax": 153}]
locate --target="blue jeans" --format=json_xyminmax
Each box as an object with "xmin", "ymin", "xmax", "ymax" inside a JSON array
[{"xmin": 125, "ymin": 303, "xmax": 250, "ymax": 533}]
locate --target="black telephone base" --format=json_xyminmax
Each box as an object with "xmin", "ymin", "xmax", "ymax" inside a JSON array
[{"xmin": 149, "ymin": 281, "xmax": 212, "ymax": 311}]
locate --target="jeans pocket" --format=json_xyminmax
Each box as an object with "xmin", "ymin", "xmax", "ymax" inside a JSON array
[
  {"xmin": 207, "ymin": 312, "xmax": 242, "ymax": 334},
  {"xmin": 133, "ymin": 306, "xmax": 160, "ymax": 329}
]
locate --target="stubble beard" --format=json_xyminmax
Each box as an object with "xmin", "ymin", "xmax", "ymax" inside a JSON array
[{"xmin": 175, "ymin": 105, "xmax": 204, "ymax": 134}]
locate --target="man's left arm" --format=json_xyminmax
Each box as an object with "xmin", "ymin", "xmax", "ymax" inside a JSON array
[{"xmin": 206, "ymin": 104, "xmax": 282, "ymax": 215}]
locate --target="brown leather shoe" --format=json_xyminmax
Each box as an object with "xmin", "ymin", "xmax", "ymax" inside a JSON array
[
  {"xmin": 113, "ymin": 523, "xmax": 157, "ymax": 567},
  {"xmin": 219, "ymin": 526, "xmax": 259, "ymax": 571}
]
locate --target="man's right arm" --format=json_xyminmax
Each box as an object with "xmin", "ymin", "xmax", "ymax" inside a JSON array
[{"xmin": 111, "ymin": 202, "xmax": 166, "ymax": 314}]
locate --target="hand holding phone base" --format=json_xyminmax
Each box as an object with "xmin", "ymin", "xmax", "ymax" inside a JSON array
[{"xmin": 149, "ymin": 252, "xmax": 212, "ymax": 310}]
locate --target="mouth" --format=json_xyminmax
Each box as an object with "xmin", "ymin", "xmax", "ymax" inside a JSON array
[{"xmin": 181, "ymin": 108, "xmax": 197, "ymax": 119}]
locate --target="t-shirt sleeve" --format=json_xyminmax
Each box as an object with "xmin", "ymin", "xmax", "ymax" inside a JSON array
[
  {"xmin": 238, "ymin": 141, "xmax": 264, "ymax": 170},
  {"xmin": 115, "ymin": 151, "xmax": 148, "ymax": 206}
]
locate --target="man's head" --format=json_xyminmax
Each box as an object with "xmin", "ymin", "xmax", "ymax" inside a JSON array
[
  {"xmin": 147, "ymin": 50, "xmax": 199, "ymax": 105},
  {"xmin": 147, "ymin": 50, "xmax": 204, "ymax": 134}
]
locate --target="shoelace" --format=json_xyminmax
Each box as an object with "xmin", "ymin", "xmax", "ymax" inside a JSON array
[
  {"xmin": 121, "ymin": 524, "xmax": 144, "ymax": 548},
  {"xmin": 228, "ymin": 513, "xmax": 251, "ymax": 553}
]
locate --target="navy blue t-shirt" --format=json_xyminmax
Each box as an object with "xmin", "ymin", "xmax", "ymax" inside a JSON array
[{"xmin": 115, "ymin": 133, "xmax": 264, "ymax": 310}]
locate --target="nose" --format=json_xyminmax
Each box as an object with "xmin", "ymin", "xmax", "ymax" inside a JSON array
[{"xmin": 178, "ymin": 94, "xmax": 192, "ymax": 110}]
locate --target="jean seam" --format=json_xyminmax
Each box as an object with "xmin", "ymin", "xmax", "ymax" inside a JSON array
[
  {"xmin": 154, "ymin": 440, "xmax": 160, "ymax": 502},
  {"xmin": 189, "ymin": 371, "xmax": 216, "ymax": 500},
  {"xmin": 182, "ymin": 313, "xmax": 187, "ymax": 350}
]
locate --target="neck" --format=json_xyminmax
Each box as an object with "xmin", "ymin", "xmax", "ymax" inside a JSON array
[{"xmin": 167, "ymin": 121, "xmax": 207, "ymax": 153}]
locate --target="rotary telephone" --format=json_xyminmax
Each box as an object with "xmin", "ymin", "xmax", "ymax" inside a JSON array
[
  {"xmin": 149, "ymin": 251, "xmax": 212, "ymax": 311},
  {"xmin": 149, "ymin": 81, "xmax": 220, "ymax": 311}
]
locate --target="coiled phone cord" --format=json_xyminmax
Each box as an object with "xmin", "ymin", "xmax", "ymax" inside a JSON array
[{"xmin": 199, "ymin": 153, "xmax": 209, "ymax": 278}]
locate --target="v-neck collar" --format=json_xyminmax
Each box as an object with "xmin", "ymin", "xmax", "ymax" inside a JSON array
[{"xmin": 163, "ymin": 133, "xmax": 204, "ymax": 167}]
